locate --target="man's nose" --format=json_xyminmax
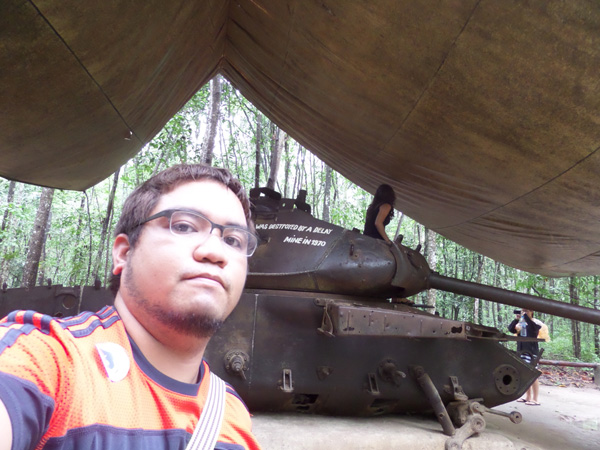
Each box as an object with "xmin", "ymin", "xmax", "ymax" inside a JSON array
[{"xmin": 193, "ymin": 232, "xmax": 228, "ymax": 265}]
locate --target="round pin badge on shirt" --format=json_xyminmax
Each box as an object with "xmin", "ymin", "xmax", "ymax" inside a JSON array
[{"xmin": 96, "ymin": 342, "xmax": 131, "ymax": 382}]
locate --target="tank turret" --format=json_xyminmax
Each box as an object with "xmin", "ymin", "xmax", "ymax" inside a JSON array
[{"xmin": 248, "ymin": 187, "xmax": 600, "ymax": 325}]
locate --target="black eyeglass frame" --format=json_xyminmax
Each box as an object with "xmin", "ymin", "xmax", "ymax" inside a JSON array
[{"xmin": 136, "ymin": 208, "xmax": 258, "ymax": 257}]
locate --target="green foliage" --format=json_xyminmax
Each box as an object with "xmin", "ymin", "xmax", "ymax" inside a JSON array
[{"xmin": 542, "ymin": 334, "xmax": 598, "ymax": 362}]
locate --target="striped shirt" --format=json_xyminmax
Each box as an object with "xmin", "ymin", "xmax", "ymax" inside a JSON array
[{"xmin": 0, "ymin": 306, "xmax": 260, "ymax": 450}]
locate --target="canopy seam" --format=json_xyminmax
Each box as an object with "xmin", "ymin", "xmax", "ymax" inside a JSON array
[
  {"xmin": 28, "ymin": 0, "xmax": 139, "ymax": 143},
  {"xmin": 436, "ymin": 145, "xmax": 600, "ymax": 231},
  {"xmin": 384, "ymin": 0, "xmax": 483, "ymax": 148}
]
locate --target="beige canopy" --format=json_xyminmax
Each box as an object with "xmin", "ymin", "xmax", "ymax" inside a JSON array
[{"xmin": 2, "ymin": 1, "xmax": 600, "ymax": 276}]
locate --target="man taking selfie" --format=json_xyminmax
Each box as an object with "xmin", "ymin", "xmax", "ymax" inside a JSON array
[{"xmin": 0, "ymin": 164, "xmax": 262, "ymax": 449}]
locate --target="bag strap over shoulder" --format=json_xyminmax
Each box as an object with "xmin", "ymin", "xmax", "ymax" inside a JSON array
[{"xmin": 185, "ymin": 372, "xmax": 227, "ymax": 450}]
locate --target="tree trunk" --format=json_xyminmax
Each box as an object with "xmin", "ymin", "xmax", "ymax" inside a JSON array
[
  {"xmin": 310, "ymin": 157, "xmax": 317, "ymax": 217},
  {"xmin": 68, "ymin": 195, "xmax": 87, "ymax": 285},
  {"xmin": 425, "ymin": 228, "xmax": 437, "ymax": 312},
  {"xmin": 415, "ymin": 223, "xmax": 423, "ymax": 249},
  {"xmin": 267, "ymin": 127, "xmax": 284, "ymax": 190},
  {"xmin": 283, "ymin": 141, "xmax": 291, "ymax": 198},
  {"xmin": 548, "ymin": 277, "xmax": 555, "ymax": 335},
  {"xmin": 594, "ymin": 277, "xmax": 599, "ymax": 357},
  {"xmin": 84, "ymin": 189, "xmax": 94, "ymax": 284},
  {"xmin": 103, "ymin": 204, "xmax": 117, "ymax": 286},
  {"xmin": 202, "ymin": 75, "xmax": 222, "ymax": 165},
  {"xmin": 292, "ymin": 144, "xmax": 306, "ymax": 196},
  {"xmin": 569, "ymin": 277, "xmax": 581, "ymax": 359},
  {"xmin": 0, "ymin": 181, "xmax": 17, "ymax": 284},
  {"xmin": 22, "ymin": 187, "xmax": 54, "ymax": 287},
  {"xmin": 322, "ymin": 165, "xmax": 333, "ymax": 222},
  {"xmin": 150, "ymin": 146, "xmax": 168, "ymax": 177},
  {"xmin": 473, "ymin": 255, "xmax": 485, "ymax": 322},
  {"xmin": 1, "ymin": 180, "xmax": 16, "ymax": 240},
  {"xmin": 452, "ymin": 304, "xmax": 460, "ymax": 321},
  {"xmin": 36, "ymin": 213, "xmax": 53, "ymax": 285},
  {"xmin": 92, "ymin": 169, "xmax": 120, "ymax": 283},
  {"xmin": 493, "ymin": 261, "xmax": 501, "ymax": 329},
  {"xmin": 392, "ymin": 213, "xmax": 404, "ymax": 241},
  {"xmin": 254, "ymin": 114, "xmax": 262, "ymax": 188}
]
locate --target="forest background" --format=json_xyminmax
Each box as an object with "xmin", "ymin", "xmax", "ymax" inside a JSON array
[{"xmin": 1, "ymin": 76, "xmax": 598, "ymax": 364}]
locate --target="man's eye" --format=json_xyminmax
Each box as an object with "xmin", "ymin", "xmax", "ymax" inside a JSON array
[
  {"xmin": 171, "ymin": 221, "xmax": 198, "ymax": 234},
  {"xmin": 223, "ymin": 234, "xmax": 245, "ymax": 249}
]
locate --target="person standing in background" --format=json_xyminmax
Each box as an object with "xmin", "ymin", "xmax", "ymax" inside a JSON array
[{"xmin": 508, "ymin": 308, "xmax": 542, "ymax": 406}]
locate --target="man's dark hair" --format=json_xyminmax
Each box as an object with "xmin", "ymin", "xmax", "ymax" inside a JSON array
[{"xmin": 110, "ymin": 164, "xmax": 253, "ymax": 294}]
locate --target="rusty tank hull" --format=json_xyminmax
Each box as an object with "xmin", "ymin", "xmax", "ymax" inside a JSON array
[{"xmin": 207, "ymin": 290, "xmax": 537, "ymax": 415}]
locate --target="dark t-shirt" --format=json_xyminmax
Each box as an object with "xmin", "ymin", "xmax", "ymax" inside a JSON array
[
  {"xmin": 508, "ymin": 314, "xmax": 541, "ymax": 356},
  {"xmin": 364, "ymin": 203, "xmax": 392, "ymax": 240}
]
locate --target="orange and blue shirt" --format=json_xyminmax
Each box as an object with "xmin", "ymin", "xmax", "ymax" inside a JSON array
[{"xmin": 0, "ymin": 306, "xmax": 261, "ymax": 450}]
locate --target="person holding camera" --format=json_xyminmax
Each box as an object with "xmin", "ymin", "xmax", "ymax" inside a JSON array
[{"xmin": 508, "ymin": 308, "xmax": 542, "ymax": 405}]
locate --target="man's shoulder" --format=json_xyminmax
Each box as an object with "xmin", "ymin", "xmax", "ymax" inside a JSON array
[
  {"xmin": 0, "ymin": 306, "xmax": 122, "ymax": 350},
  {"xmin": 0, "ymin": 306, "xmax": 125, "ymax": 402}
]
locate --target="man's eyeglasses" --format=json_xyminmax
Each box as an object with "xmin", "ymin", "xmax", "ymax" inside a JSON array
[{"xmin": 137, "ymin": 209, "xmax": 258, "ymax": 257}]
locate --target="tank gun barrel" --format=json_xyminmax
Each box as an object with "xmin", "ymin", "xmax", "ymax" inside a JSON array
[{"xmin": 428, "ymin": 272, "xmax": 600, "ymax": 326}]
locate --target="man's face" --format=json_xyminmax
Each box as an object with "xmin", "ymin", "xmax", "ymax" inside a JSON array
[{"xmin": 114, "ymin": 180, "xmax": 249, "ymax": 339}]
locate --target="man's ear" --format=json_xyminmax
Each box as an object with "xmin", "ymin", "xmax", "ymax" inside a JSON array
[{"xmin": 112, "ymin": 234, "xmax": 131, "ymax": 275}]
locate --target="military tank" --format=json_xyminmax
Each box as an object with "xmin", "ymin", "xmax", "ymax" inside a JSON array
[{"xmin": 3, "ymin": 187, "xmax": 600, "ymax": 446}]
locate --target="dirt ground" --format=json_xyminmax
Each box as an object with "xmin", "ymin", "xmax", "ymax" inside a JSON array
[
  {"xmin": 487, "ymin": 384, "xmax": 600, "ymax": 449},
  {"xmin": 252, "ymin": 366, "xmax": 600, "ymax": 449},
  {"xmin": 486, "ymin": 366, "xmax": 600, "ymax": 450}
]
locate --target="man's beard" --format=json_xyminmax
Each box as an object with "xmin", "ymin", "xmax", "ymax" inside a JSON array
[
  {"xmin": 122, "ymin": 259, "xmax": 223, "ymax": 339},
  {"xmin": 144, "ymin": 306, "xmax": 224, "ymax": 339}
]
